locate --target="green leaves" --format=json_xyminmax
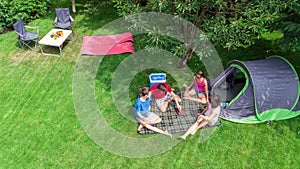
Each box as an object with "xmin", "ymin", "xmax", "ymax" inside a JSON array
[
  {"xmin": 0, "ymin": 0, "xmax": 50, "ymax": 33},
  {"xmin": 112, "ymin": 0, "xmax": 300, "ymax": 64},
  {"xmin": 270, "ymin": 1, "xmax": 300, "ymax": 51}
]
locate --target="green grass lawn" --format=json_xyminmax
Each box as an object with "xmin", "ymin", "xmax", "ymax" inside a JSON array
[{"xmin": 1, "ymin": 1, "xmax": 300, "ymax": 168}]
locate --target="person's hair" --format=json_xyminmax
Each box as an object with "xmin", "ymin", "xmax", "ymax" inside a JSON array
[
  {"xmin": 209, "ymin": 95, "xmax": 221, "ymax": 108},
  {"xmin": 138, "ymin": 87, "xmax": 150, "ymax": 97},
  {"xmin": 157, "ymin": 83, "xmax": 167, "ymax": 92},
  {"xmin": 195, "ymin": 70, "xmax": 205, "ymax": 78}
]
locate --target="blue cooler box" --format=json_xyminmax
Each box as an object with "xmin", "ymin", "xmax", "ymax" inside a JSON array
[{"xmin": 149, "ymin": 73, "xmax": 166, "ymax": 88}]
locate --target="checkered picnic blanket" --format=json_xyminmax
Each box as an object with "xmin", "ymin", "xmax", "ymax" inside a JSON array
[{"xmin": 138, "ymin": 96, "xmax": 208, "ymax": 134}]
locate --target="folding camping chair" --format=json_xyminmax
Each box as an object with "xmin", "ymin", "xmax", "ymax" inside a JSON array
[
  {"xmin": 13, "ymin": 19, "xmax": 39, "ymax": 50},
  {"xmin": 53, "ymin": 8, "xmax": 74, "ymax": 29}
]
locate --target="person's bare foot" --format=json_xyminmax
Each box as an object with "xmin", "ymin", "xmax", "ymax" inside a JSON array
[
  {"xmin": 164, "ymin": 130, "xmax": 172, "ymax": 138},
  {"xmin": 137, "ymin": 124, "xmax": 143, "ymax": 131},
  {"xmin": 178, "ymin": 136, "xmax": 186, "ymax": 140}
]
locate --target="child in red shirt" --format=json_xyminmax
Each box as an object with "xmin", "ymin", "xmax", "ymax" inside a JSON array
[{"xmin": 150, "ymin": 83, "xmax": 182, "ymax": 113}]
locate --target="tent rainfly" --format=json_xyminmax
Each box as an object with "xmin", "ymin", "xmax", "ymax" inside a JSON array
[{"xmin": 210, "ymin": 56, "xmax": 300, "ymax": 123}]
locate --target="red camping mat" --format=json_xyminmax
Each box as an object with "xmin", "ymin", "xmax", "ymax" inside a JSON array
[{"xmin": 81, "ymin": 32, "xmax": 134, "ymax": 56}]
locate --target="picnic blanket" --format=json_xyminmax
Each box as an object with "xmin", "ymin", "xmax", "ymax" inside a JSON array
[
  {"xmin": 81, "ymin": 32, "xmax": 134, "ymax": 56},
  {"xmin": 138, "ymin": 97, "xmax": 209, "ymax": 134}
]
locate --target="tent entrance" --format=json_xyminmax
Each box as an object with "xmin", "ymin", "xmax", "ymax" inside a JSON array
[{"xmin": 210, "ymin": 67, "xmax": 246, "ymax": 102}]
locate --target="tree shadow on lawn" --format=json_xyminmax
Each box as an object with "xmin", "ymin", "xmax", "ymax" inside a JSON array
[
  {"xmin": 219, "ymin": 39, "xmax": 300, "ymax": 72},
  {"xmin": 73, "ymin": 2, "xmax": 120, "ymax": 35}
]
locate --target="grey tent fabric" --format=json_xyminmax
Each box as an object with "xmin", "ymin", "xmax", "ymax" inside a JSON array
[
  {"xmin": 13, "ymin": 19, "xmax": 39, "ymax": 49},
  {"xmin": 211, "ymin": 56, "xmax": 300, "ymax": 123},
  {"xmin": 293, "ymin": 98, "xmax": 300, "ymax": 111},
  {"xmin": 54, "ymin": 8, "xmax": 74, "ymax": 29},
  {"xmin": 239, "ymin": 57, "xmax": 298, "ymax": 115}
]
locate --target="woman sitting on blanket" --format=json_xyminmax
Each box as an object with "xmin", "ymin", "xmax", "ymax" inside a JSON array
[
  {"xmin": 178, "ymin": 95, "xmax": 221, "ymax": 140},
  {"xmin": 134, "ymin": 87, "xmax": 172, "ymax": 137},
  {"xmin": 183, "ymin": 70, "xmax": 209, "ymax": 104}
]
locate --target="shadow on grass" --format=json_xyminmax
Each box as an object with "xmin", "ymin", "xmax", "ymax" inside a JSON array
[{"xmin": 72, "ymin": 1, "xmax": 120, "ymax": 35}]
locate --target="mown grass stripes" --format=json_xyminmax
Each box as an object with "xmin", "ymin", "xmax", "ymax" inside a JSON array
[{"xmin": 0, "ymin": 1, "xmax": 299, "ymax": 168}]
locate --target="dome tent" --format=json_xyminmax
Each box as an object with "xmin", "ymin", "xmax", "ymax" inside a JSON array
[{"xmin": 210, "ymin": 56, "xmax": 300, "ymax": 123}]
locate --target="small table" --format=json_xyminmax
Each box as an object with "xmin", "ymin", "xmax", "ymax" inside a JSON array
[{"xmin": 38, "ymin": 29, "xmax": 72, "ymax": 56}]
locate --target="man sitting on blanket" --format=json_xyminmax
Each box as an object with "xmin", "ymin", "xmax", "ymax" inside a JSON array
[{"xmin": 150, "ymin": 83, "xmax": 183, "ymax": 113}]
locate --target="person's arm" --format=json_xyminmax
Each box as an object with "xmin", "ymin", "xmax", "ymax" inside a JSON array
[
  {"xmin": 164, "ymin": 83, "xmax": 173, "ymax": 92},
  {"xmin": 170, "ymin": 91, "xmax": 177, "ymax": 97},
  {"xmin": 168, "ymin": 91, "xmax": 181, "ymax": 110},
  {"xmin": 197, "ymin": 106, "xmax": 208, "ymax": 116},
  {"xmin": 165, "ymin": 83, "xmax": 178, "ymax": 97},
  {"xmin": 165, "ymin": 83, "xmax": 182, "ymax": 109},
  {"xmin": 204, "ymin": 79, "xmax": 209, "ymax": 102},
  {"xmin": 188, "ymin": 77, "xmax": 195, "ymax": 90},
  {"xmin": 148, "ymin": 91, "xmax": 152, "ymax": 98},
  {"xmin": 174, "ymin": 95, "xmax": 182, "ymax": 110},
  {"xmin": 184, "ymin": 77, "xmax": 195, "ymax": 89},
  {"xmin": 188, "ymin": 80, "xmax": 194, "ymax": 89}
]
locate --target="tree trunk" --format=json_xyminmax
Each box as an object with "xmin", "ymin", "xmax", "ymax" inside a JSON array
[
  {"xmin": 177, "ymin": 57, "xmax": 186, "ymax": 69},
  {"xmin": 177, "ymin": 47, "xmax": 195, "ymax": 68},
  {"xmin": 71, "ymin": 0, "xmax": 76, "ymax": 13}
]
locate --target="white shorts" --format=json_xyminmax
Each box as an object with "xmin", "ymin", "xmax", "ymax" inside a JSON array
[{"xmin": 154, "ymin": 92, "xmax": 173, "ymax": 107}]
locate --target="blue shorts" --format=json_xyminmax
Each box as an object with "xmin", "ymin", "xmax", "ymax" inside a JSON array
[{"xmin": 194, "ymin": 87, "xmax": 206, "ymax": 95}]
